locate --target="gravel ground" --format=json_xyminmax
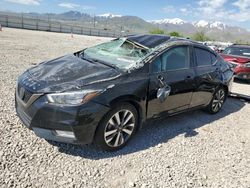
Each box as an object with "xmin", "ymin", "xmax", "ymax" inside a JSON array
[
  {"xmin": 0, "ymin": 28, "xmax": 250, "ymax": 188},
  {"xmin": 232, "ymin": 79, "xmax": 250, "ymax": 97}
]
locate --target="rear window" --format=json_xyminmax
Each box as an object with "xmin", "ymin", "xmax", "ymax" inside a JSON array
[
  {"xmin": 223, "ymin": 47, "xmax": 250, "ymax": 57},
  {"xmin": 195, "ymin": 48, "xmax": 216, "ymax": 66}
]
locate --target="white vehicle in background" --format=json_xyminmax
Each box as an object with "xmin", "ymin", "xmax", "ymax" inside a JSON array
[{"xmin": 207, "ymin": 45, "xmax": 217, "ymax": 51}]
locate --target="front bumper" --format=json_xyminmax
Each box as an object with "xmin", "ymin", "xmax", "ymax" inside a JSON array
[
  {"xmin": 234, "ymin": 66, "xmax": 250, "ymax": 80},
  {"xmin": 15, "ymin": 90, "xmax": 110, "ymax": 144}
]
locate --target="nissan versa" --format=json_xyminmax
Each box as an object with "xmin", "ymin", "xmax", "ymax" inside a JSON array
[{"xmin": 16, "ymin": 35, "xmax": 234, "ymax": 151}]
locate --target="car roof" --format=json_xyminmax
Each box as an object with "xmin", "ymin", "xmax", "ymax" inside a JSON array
[
  {"xmin": 231, "ymin": 44, "xmax": 250, "ymax": 48},
  {"xmin": 126, "ymin": 34, "xmax": 171, "ymax": 48},
  {"xmin": 126, "ymin": 34, "xmax": 207, "ymax": 49}
]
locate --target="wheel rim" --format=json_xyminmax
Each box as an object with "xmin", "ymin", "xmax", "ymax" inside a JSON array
[
  {"xmin": 212, "ymin": 89, "xmax": 225, "ymax": 112},
  {"xmin": 104, "ymin": 110, "xmax": 135, "ymax": 147}
]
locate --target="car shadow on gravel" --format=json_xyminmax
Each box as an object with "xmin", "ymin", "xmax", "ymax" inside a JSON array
[{"xmin": 49, "ymin": 98, "xmax": 246, "ymax": 160}]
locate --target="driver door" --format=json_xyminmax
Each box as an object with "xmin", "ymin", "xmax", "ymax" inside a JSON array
[{"xmin": 147, "ymin": 45, "xmax": 195, "ymax": 118}]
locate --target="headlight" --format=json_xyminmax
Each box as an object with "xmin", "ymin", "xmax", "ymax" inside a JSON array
[{"xmin": 46, "ymin": 90, "xmax": 102, "ymax": 105}]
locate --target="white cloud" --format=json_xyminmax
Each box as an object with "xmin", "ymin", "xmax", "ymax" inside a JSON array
[
  {"xmin": 233, "ymin": 0, "xmax": 250, "ymax": 10},
  {"xmin": 162, "ymin": 5, "xmax": 175, "ymax": 13},
  {"xmin": 230, "ymin": 0, "xmax": 250, "ymax": 22},
  {"xmin": 58, "ymin": 3, "xmax": 79, "ymax": 9},
  {"xmin": 197, "ymin": 0, "xmax": 228, "ymax": 16},
  {"xmin": 81, "ymin": 5, "xmax": 95, "ymax": 10},
  {"xmin": 183, "ymin": 0, "xmax": 250, "ymax": 23},
  {"xmin": 180, "ymin": 8, "xmax": 188, "ymax": 13},
  {"xmin": 58, "ymin": 3, "xmax": 95, "ymax": 10},
  {"xmin": 4, "ymin": 0, "xmax": 41, "ymax": 5},
  {"xmin": 179, "ymin": 4, "xmax": 193, "ymax": 15},
  {"xmin": 162, "ymin": 0, "xmax": 250, "ymax": 29},
  {"xmin": 198, "ymin": 0, "xmax": 228, "ymax": 9},
  {"xmin": 228, "ymin": 10, "xmax": 250, "ymax": 22}
]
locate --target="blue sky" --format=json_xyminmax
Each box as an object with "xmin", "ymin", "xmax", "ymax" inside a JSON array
[{"xmin": 1, "ymin": 0, "xmax": 250, "ymax": 29}]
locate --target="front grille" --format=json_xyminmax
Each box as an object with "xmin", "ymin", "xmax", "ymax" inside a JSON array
[{"xmin": 17, "ymin": 84, "xmax": 33, "ymax": 103}]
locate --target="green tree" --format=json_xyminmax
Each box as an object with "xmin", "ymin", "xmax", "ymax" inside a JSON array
[
  {"xmin": 192, "ymin": 31, "xmax": 210, "ymax": 41},
  {"xmin": 169, "ymin": 31, "xmax": 182, "ymax": 37},
  {"xmin": 149, "ymin": 28, "xmax": 165, "ymax": 34}
]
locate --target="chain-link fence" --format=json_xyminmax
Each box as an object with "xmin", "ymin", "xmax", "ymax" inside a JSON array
[{"xmin": 0, "ymin": 12, "xmax": 131, "ymax": 38}]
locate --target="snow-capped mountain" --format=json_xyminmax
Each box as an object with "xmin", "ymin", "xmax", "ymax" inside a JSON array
[
  {"xmin": 193, "ymin": 20, "xmax": 209, "ymax": 27},
  {"xmin": 97, "ymin": 13, "xmax": 122, "ymax": 18},
  {"xmin": 150, "ymin": 18, "xmax": 228, "ymax": 30},
  {"xmin": 17, "ymin": 11, "xmax": 250, "ymax": 42},
  {"xmin": 149, "ymin": 17, "xmax": 250, "ymax": 42},
  {"xmin": 150, "ymin": 18, "xmax": 186, "ymax": 25}
]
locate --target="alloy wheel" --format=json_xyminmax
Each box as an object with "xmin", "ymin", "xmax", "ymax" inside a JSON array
[
  {"xmin": 212, "ymin": 89, "xmax": 225, "ymax": 112},
  {"xmin": 104, "ymin": 110, "xmax": 135, "ymax": 147}
]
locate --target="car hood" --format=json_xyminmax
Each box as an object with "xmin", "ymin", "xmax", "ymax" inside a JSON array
[
  {"xmin": 220, "ymin": 54, "xmax": 250, "ymax": 64},
  {"xmin": 18, "ymin": 54, "xmax": 121, "ymax": 93}
]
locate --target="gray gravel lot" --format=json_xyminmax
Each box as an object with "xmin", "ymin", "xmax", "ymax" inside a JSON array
[{"xmin": 0, "ymin": 28, "xmax": 250, "ymax": 188}]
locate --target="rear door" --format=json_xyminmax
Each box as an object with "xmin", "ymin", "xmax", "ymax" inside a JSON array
[
  {"xmin": 190, "ymin": 46, "xmax": 221, "ymax": 107},
  {"xmin": 147, "ymin": 45, "xmax": 196, "ymax": 118}
]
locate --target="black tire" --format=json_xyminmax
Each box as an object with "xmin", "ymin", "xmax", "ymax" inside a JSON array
[
  {"xmin": 206, "ymin": 87, "xmax": 226, "ymax": 114},
  {"xmin": 94, "ymin": 103, "xmax": 138, "ymax": 151}
]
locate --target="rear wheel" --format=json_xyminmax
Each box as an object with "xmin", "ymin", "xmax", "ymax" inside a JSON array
[
  {"xmin": 206, "ymin": 87, "xmax": 226, "ymax": 114},
  {"xmin": 94, "ymin": 103, "xmax": 138, "ymax": 151}
]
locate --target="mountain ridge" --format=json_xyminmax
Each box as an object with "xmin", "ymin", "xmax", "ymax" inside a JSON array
[{"xmin": 1, "ymin": 10, "xmax": 250, "ymax": 42}]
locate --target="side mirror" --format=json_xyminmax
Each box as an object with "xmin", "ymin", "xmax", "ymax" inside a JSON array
[{"xmin": 157, "ymin": 85, "xmax": 171, "ymax": 103}]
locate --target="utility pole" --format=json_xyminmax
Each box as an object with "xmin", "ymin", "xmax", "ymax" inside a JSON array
[
  {"xmin": 93, "ymin": 14, "xmax": 96, "ymax": 28},
  {"xmin": 36, "ymin": 15, "xmax": 38, "ymax": 30},
  {"xmin": 48, "ymin": 14, "xmax": 51, "ymax": 31},
  {"xmin": 21, "ymin": 12, "xmax": 24, "ymax": 28},
  {"xmin": 105, "ymin": 18, "xmax": 108, "ymax": 29}
]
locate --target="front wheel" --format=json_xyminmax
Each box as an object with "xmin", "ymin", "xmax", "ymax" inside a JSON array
[
  {"xmin": 94, "ymin": 103, "xmax": 138, "ymax": 151},
  {"xmin": 206, "ymin": 87, "xmax": 226, "ymax": 114}
]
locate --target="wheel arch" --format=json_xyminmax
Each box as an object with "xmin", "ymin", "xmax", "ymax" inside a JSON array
[
  {"xmin": 92, "ymin": 95, "xmax": 145, "ymax": 148},
  {"xmin": 109, "ymin": 95, "xmax": 146, "ymax": 130},
  {"xmin": 218, "ymin": 83, "xmax": 229, "ymax": 96}
]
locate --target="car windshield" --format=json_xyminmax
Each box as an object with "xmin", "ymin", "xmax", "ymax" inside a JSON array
[
  {"xmin": 223, "ymin": 47, "xmax": 250, "ymax": 57},
  {"xmin": 83, "ymin": 38, "xmax": 151, "ymax": 70}
]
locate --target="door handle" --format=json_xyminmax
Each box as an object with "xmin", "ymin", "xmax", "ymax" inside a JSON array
[
  {"xmin": 157, "ymin": 75, "xmax": 166, "ymax": 87},
  {"xmin": 157, "ymin": 75, "xmax": 164, "ymax": 81}
]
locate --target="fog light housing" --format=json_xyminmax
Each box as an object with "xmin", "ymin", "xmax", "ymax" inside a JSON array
[{"xmin": 54, "ymin": 130, "xmax": 76, "ymax": 139}]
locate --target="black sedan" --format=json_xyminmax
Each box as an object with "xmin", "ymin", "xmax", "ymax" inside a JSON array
[{"xmin": 16, "ymin": 35, "xmax": 234, "ymax": 151}]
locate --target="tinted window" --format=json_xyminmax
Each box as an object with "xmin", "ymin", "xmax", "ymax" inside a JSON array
[
  {"xmin": 152, "ymin": 57, "xmax": 162, "ymax": 73},
  {"xmin": 162, "ymin": 46, "xmax": 190, "ymax": 71},
  {"xmin": 195, "ymin": 48, "xmax": 215, "ymax": 66},
  {"xmin": 223, "ymin": 47, "xmax": 250, "ymax": 57},
  {"xmin": 211, "ymin": 53, "xmax": 217, "ymax": 64}
]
